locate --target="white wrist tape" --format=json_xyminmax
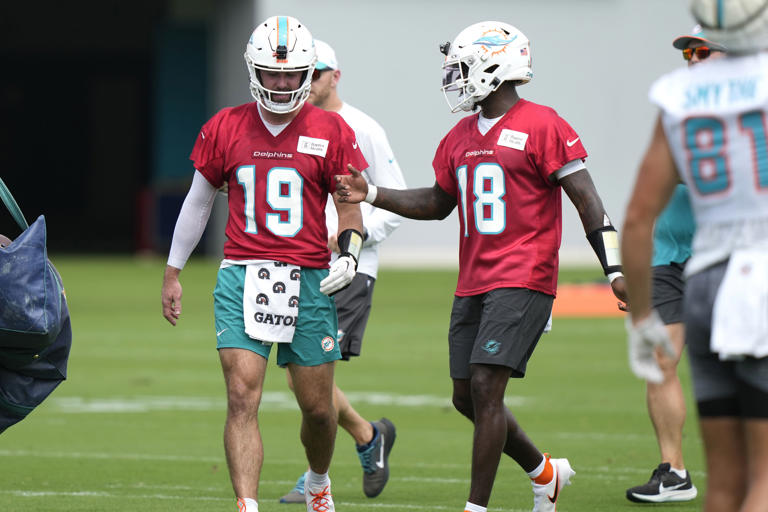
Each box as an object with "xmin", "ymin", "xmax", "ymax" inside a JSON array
[
  {"xmin": 364, "ymin": 184, "xmax": 378, "ymax": 204},
  {"xmin": 607, "ymin": 271, "xmax": 624, "ymax": 284}
]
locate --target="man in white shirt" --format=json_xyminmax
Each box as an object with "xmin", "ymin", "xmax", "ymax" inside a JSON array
[{"xmin": 280, "ymin": 39, "xmax": 407, "ymax": 503}]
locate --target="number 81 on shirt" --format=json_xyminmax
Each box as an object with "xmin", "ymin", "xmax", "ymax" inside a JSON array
[{"xmin": 685, "ymin": 111, "xmax": 768, "ymax": 195}]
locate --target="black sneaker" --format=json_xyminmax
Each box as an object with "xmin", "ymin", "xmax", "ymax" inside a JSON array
[
  {"xmin": 357, "ymin": 418, "xmax": 396, "ymax": 498},
  {"xmin": 626, "ymin": 463, "xmax": 697, "ymax": 503}
]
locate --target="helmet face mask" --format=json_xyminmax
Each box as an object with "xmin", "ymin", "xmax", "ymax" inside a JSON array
[
  {"xmin": 245, "ymin": 16, "xmax": 317, "ymax": 114},
  {"xmin": 440, "ymin": 21, "xmax": 533, "ymax": 113}
]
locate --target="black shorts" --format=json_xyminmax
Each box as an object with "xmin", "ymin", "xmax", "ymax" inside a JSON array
[
  {"xmin": 448, "ymin": 287, "xmax": 553, "ymax": 379},
  {"xmin": 685, "ymin": 261, "xmax": 768, "ymax": 418},
  {"xmin": 652, "ymin": 262, "xmax": 686, "ymax": 325},
  {"xmin": 334, "ymin": 272, "xmax": 375, "ymax": 361}
]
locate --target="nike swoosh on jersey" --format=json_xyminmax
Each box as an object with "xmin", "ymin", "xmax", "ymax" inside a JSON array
[
  {"xmin": 217, "ymin": 328, "xmax": 228, "ymax": 336},
  {"xmin": 548, "ymin": 473, "xmax": 560, "ymax": 503},
  {"xmin": 375, "ymin": 434, "xmax": 386, "ymax": 468},
  {"xmin": 566, "ymin": 137, "xmax": 580, "ymax": 147}
]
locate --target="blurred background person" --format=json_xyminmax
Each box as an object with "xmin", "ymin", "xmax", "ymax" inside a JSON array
[
  {"xmin": 622, "ymin": 1, "xmax": 768, "ymax": 510},
  {"xmin": 280, "ymin": 39, "xmax": 405, "ymax": 503},
  {"xmin": 625, "ymin": 24, "xmax": 725, "ymax": 505}
]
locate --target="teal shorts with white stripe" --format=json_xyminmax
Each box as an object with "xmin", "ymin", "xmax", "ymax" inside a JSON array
[{"xmin": 213, "ymin": 265, "xmax": 341, "ymax": 367}]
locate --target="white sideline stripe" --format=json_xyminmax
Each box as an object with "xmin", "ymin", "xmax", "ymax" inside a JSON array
[
  {"xmin": 0, "ymin": 490, "xmax": 526, "ymax": 511},
  {"xmin": 0, "ymin": 448, "xmax": 704, "ymax": 478},
  {"xmin": 50, "ymin": 393, "xmax": 527, "ymax": 413},
  {"xmin": 0, "ymin": 449, "xmax": 222, "ymax": 463},
  {"xmin": 0, "ymin": 490, "xmax": 228, "ymax": 502}
]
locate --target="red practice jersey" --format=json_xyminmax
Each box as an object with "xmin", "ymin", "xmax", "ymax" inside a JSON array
[
  {"xmin": 191, "ymin": 102, "xmax": 367, "ymax": 268},
  {"xmin": 433, "ymin": 99, "xmax": 587, "ymax": 296}
]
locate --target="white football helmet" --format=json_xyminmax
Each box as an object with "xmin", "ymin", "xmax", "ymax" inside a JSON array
[
  {"xmin": 691, "ymin": 0, "xmax": 768, "ymax": 53},
  {"xmin": 244, "ymin": 15, "xmax": 317, "ymax": 113},
  {"xmin": 440, "ymin": 21, "xmax": 533, "ymax": 113}
]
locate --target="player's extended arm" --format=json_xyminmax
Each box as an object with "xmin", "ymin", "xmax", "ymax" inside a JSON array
[
  {"xmin": 559, "ymin": 169, "xmax": 628, "ymax": 303},
  {"xmin": 336, "ymin": 164, "xmax": 456, "ymax": 220}
]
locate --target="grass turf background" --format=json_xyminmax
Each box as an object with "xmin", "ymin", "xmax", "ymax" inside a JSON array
[{"xmin": 0, "ymin": 257, "xmax": 703, "ymax": 511}]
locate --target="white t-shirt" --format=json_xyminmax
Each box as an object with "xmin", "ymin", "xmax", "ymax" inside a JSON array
[
  {"xmin": 649, "ymin": 52, "xmax": 768, "ymax": 276},
  {"xmin": 325, "ymin": 103, "xmax": 407, "ymax": 278}
]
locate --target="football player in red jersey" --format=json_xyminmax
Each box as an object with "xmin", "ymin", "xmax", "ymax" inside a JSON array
[
  {"xmin": 161, "ymin": 15, "xmax": 364, "ymax": 512},
  {"xmin": 336, "ymin": 20, "xmax": 626, "ymax": 512}
]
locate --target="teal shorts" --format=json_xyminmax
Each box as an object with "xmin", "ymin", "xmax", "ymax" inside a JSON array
[{"xmin": 213, "ymin": 265, "xmax": 341, "ymax": 367}]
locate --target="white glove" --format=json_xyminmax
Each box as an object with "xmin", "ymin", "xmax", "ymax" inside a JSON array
[
  {"xmin": 625, "ymin": 309, "xmax": 676, "ymax": 383},
  {"xmin": 320, "ymin": 255, "xmax": 356, "ymax": 295}
]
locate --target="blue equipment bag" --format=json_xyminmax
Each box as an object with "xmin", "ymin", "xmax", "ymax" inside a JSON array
[{"xmin": 0, "ymin": 177, "xmax": 72, "ymax": 433}]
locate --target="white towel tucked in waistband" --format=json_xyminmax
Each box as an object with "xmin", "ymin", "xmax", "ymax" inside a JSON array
[
  {"xmin": 243, "ymin": 261, "xmax": 301, "ymax": 343},
  {"xmin": 712, "ymin": 249, "xmax": 768, "ymax": 360}
]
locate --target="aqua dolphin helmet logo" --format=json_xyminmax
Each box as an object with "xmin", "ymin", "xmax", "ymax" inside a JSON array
[{"xmin": 472, "ymin": 33, "xmax": 518, "ymax": 48}]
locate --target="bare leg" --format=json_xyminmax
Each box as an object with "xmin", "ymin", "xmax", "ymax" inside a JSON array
[
  {"xmin": 288, "ymin": 362, "xmax": 337, "ymax": 473},
  {"xmin": 219, "ymin": 348, "xmax": 268, "ymax": 500},
  {"xmin": 335, "ymin": 382, "xmax": 375, "ymax": 445},
  {"xmin": 741, "ymin": 419, "xmax": 768, "ymax": 511},
  {"xmin": 452, "ymin": 364, "xmax": 542, "ymax": 507},
  {"xmin": 699, "ymin": 417, "xmax": 747, "ymax": 512},
  {"xmin": 286, "ymin": 366, "xmax": 374, "ymax": 446},
  {"xmin": 647, "ymin": 322, "xmax": 687, "ymax": 468}
]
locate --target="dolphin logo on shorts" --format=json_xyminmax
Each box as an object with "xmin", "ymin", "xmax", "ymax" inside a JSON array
[{"xmin": 482, "ymin": 340, "xmax": 501, "ymax": 355}]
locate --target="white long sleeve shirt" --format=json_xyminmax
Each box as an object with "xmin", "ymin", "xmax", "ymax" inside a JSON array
[{"xmin": 325, "ymin": 102, "xmax": 407, "ymax": 278}]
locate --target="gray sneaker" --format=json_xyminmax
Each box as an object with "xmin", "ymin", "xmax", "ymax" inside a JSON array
[
  {"xmin": 357, "ymin": 418, "xmax": 396, "ymax": 498},
  {"xmin": 279, "ymin": 471, "xmax": 307, "ymax": 504}
]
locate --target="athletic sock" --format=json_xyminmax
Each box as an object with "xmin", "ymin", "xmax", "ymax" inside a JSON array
[
  {"xmin": 527, "ymin": 454, "xmax": 554, "ymax": 484},
  {"xmin": 670, "ymin": 466, "xmax": 687, "ymax": 479},
  {"xmin": 307, "ymin": 469, "xmax": 331, "ymax": 491},
  {"xmin": 356, "ymin": 422, "xmax": 379, "ymax": 451},
  {"xmin": 464, "ymin": 502, "xmax": 486, "ymax": 512},
  {"xmin": 237, "ymin": 497, "xmax": 258, "ymax": 512}
]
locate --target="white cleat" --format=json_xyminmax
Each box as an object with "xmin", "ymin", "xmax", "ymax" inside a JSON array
[
  {"xmin": 305, "ymin": 481, "xmax": 335, "ymax": 512},
  {"xmin": 531, "ymin": 454, "xmax": 575, "ymax": 512}
]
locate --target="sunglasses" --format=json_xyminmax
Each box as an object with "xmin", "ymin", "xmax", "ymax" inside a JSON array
[
  {"xmin": 682, "ymin": 46, "xmax": 712, "ymax": 61},
  {"xmin": 311, "ymin": 68, "xmax": 331, "ymax": 81}
]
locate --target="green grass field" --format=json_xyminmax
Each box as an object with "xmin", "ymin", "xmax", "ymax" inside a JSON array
[{"xmin": 0, "ymin": 257, "xmax": 704, "ymax": 511}]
